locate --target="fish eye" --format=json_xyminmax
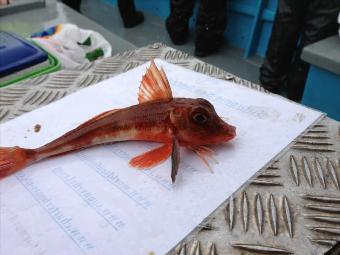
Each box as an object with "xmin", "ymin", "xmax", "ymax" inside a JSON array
[{"xmin": 192, "ymin": 113, "xmax": 208, "ymax": 124}]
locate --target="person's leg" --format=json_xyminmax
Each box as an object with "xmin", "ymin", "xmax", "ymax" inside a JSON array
[
  {"xmin": 61, "ymin": 0, "xmax": 81, "ymax": 12},
  {"xmin": 259, "ymin": 0, "xmax": 307, "ymax": 94},
  {"xmin": 286, "ymin": 0, "xmax": 340, "ymax": 101},
  {"xmin": 117, "ymin": 0, "xmax": 144, "ymax": 28},
  {"xmin": 194, "ymin": 0, "xmax": 227, "ymax": 57},
  {"xmin": 165, "ymin": 0, "xmax": 196, "ymax": 45}
]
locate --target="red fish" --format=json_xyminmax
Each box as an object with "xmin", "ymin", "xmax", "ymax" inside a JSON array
[{"xmin": 0, "ymin": 60, "xmax": 236, "ymax": 182}]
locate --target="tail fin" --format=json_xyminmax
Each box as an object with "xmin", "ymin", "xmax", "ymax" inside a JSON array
[{"xmin": 0, "ymin": 147, "xmax": 36, "ymax": 179}]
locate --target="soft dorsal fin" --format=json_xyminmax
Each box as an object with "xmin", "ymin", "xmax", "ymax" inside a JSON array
[
  {"xmin": 138, "ymin": 59, "xmax": 173, "ymax": 103},
  {"xmin": 76, "ymin": 109, "xmax": 119, "ymax": 129}
]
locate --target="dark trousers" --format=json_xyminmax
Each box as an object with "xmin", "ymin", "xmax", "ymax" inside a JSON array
[
  {"xmin": 169, "ymin": 0, "xmax": 227, "ymax": 40},
  {"xmin": 260, "ymin": 0, "xmax": 340, "ymax": 101}
]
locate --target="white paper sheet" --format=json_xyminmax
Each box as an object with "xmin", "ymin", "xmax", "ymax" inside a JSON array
[{"xmin": 0, "ymin": 59, "xmax": 322, "ymax": 255}]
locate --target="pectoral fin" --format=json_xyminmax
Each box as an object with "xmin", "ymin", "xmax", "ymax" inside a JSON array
[
  {"xmin": 129, "ymin": 136, "xmax": 181, "ymax": 183},
  {"xmin": 129, "ymin": 144, "xmax": 172, "ymax": 169}
]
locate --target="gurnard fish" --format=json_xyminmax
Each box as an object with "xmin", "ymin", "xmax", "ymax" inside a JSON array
[{"xmin": 0, "ymin": 60, "xmax": 236, "ymax": 183}]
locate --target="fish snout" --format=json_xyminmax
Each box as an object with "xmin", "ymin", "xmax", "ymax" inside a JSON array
[{"xmin": 224, "ymin": 123, "xmax": 236, "ymax": 140}]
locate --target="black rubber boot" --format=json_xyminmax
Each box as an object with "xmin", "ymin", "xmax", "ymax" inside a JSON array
[
  {"xmin": 166, "ymin": 16, "xmax": 190, "ymax": 45},
  {"xmin": 194, "ymin": 33, "xmax": 224, "ymax": 57},
  {"xmin": 194, "ymin": 0, "xmax": 227, "ymax": 57},
  {"xmin": 118, "ymin": 0, "xmax": 144, "ymax": 28},
  {"xmin": 166, "ymin": 0, "xmax": 196, "ymax": 45}
]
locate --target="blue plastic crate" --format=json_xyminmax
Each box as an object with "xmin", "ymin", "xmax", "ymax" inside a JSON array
[{"xmin": 0, "ymin": 31, "xmax": 48, "ymax": 77}]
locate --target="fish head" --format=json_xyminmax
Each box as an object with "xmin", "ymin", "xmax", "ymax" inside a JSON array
[{"xmin": 170, "ymin": 98, "xmax": 236, "ymax": 146}]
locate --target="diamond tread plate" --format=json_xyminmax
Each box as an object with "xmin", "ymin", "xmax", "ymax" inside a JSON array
[{"xmin": 0, "ymin": 43, "xmax": 339, "ymax": 255}]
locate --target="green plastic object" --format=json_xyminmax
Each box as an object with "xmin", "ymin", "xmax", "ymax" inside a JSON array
[
  {"xmin": 0, "ymin": 43, "xmax": 61, "ymax": 88},
  {"xmin": 86, "ymin": 48, "xmax": 104, "ymax": 62}
]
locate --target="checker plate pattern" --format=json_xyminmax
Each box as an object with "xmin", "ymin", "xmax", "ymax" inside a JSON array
[{"xmin": 0, "ymin": 43, "xmax": 339, "ymax": 255}]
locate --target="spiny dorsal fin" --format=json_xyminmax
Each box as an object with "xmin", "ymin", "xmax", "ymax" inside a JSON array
[{"xmin": 138, "ymin": 59, "xmax": 173, "ymax": 103}]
